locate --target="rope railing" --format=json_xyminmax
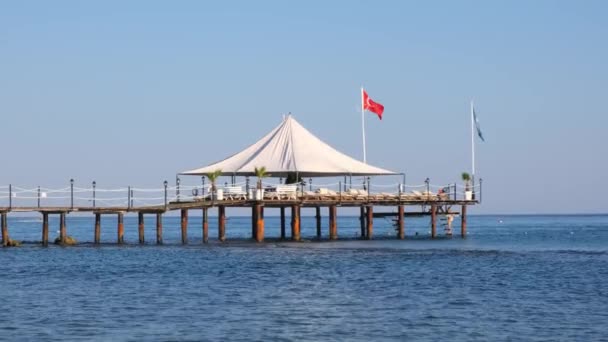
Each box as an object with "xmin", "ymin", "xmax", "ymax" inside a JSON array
[{"xmin": 0, "ymin": 178, "xmax": 482, "ymax": 208}]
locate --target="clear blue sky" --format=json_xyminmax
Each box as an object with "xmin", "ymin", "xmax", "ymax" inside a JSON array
[{"xmin": 1, "ymin": 1, "xmax": 606, "ymax": 214}]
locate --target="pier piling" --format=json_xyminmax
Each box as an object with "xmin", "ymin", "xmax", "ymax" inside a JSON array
[
  {"xmin": 251, "ymin": 205, "xmax": 258, "ymax": 241},
  {"xmin": 431, "ymin": 204, "xmax": 437, "ymax": 238},
  {"xmin": 42, "ymin": 213, "xmax": 49, "ymax": 246},
  {"xmin": 156, "ymin": 213, "xmax": 163, "ymax": 244},
  {"xmin": 94, "ymin": 213, "xmax": 101, "ymax": 244},
  {"xmin": 59, "ymin": 212, "xmax": 67, "ymax": 244},
  {"xmin": 359, "ymin": 207, "xmax": 365, "ymax": 238},
  {"xmin": 218, "ymin": 206, "xmax": 226, "ymax": 242},
  {"xmin": 251, "ymin": 206, "xmax": 257, "ymax": 240},
  {"xmin": 366, "ymin": 206, "xmax": 373, "ymax": 240},
  {"xmin": 180, "ymin": 209, "xmax": 188, "ymax": 245},
  {"xmin": 461, "ymin": 205, "xmax": 467, "ymax": 238},
  {"xmin": 202, "ymin": 207, "xmax": 209, "ymax": 243},
  {"xmin": 255, "ymin": 204, "xmax": 264, "ymax": 242},
  {"xmin": 117, "ymin": 212, "xmax": 124, "ymax": 244},
  {"xmin": 397, "ymin": 205, "xmax": 404, "ymax": 239},
  {"xmin": 1, "ymin": 213, "xmax": 8, "ymax": 246},
  {"xmin": 329, "ymin": 205, "xmax": 337, "ymax": 240},
  {"xmin": 291, "ymin": 205, "xmax": 300, "ymax": 241},
  {"xmin": 315, "ymin": 206, "xmax": 321, "ymax": 240},
  {"xmin": 138, "ymin": 212, "xmax": 145, "ymax": 244},
  {"xmin": 280, "ymin": 207, "xmax": 286, "ymax": 240}
]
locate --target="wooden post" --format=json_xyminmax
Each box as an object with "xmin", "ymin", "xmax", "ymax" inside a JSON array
[
  {"xmin": 315, "ymin": 206, "xmax": 321, "ymax": 240},
  {"xmin": 202, "ymin": 207, "xmax": 209, "ymax": 244},
  {"xmin": 60, "ymin": 212, "xmax": 67, "ymax": 244},
  {"xmin": 42, "ymin": 212, "xmax": 49, "ymax": 246},
  {"xmin": 291, "ymin": 205, "xmax": 300, "ymax": 241},
  {"xmin": 397, "ymin": 205, "xmax": 404, "ymax": 239},
  {"xmin": 359, "ymin": 206, "xmax": 365, "ymax": 238},
  {"xmin": 280, "ymin": 207, "xmax": 286, "ymax": 240},
  {"xmin": 251, "ymin": 205, "xmax": 258, "ymax": 240},
  {"xmin": 156, "ymin": 213, "xmax": 163, "ymax": 245},
  {"xmin": 218, "ymin": 206, "xmax": 226, "ymax": 242},
  {"xmin": 117, "ymin": 212, "xmax": 124, "ymax": 244},
  {"xmin": 431, "ymin": 204, "xmax": 437, "ymax": 238},
  {"xmin": 138, "ymin": 212, "xmax": 145, "ymax": 244},
  {"xmin": 255, "ymin": 204, "xmax": 264, "ymax": 242},
  {"xmin": 461, "ymin": 205, "xmax": 467, "ymax": 238},
  {"xmin": 329, "ymin": 205, "xmax": 338, "ymax": 240},
  {"xmin": 1, "ymin": 213, "xmax": 8, "ymax": 247},
  {"xmin": 290, "ymin": 206, "xmax": 294, "ymax": 239},
  {"xmin": 180, "ymin": 209, "xmax": 188, "ymax": 245},
  {"xmin": 94, "ymin": 213, "xmax": 101, "ymax": 244},
  {"xmin": 366, "ymin": 206, "xmax": 373, "ymax": 240}
]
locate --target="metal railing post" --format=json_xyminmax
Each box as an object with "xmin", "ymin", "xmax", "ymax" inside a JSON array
[
  {"xmin": 479, "ymin": 178, "xmax": 483, "ymax": 203},
  {"xmin": 176, "ymin": 176, "xmax": 181, "ymax": 202},
  {"xmin": 339, "ymin": 181, "xmax": 342, "ymax": 202},
  {"xmin": 425, "ymin": 178, "xmax": 430, "ymax": 200},
  {"xmin": 37, "ymin": 186, "xmax": 41, "ymax": 208},
  {"xmin": 128, "ymin": 186, "xmax": 132, "ymax": 210},
  {"xmin": 70, "ymin": 179, "xmax": 74, "ymax": 209},
  {"xmin": 92, "ymin": 181, "xmax": 96, "ymax": 208},
  {"xmin": 164, "ymin": 181, "xmax": 168, "ymax": 209},
  {"xmin": 202, "ymin": 176, "xmax": 206, "ymax": 198},
  {"xmin": 398, "ymin": 183, "xmax": 402, "ymax": 203},
  {"xmin": 9, "ymin": 184, "xmax": 12, "ymax": 209},
  {"xmin": 367, "ymin": 177, "xmax": 370, "ymax": 202}
]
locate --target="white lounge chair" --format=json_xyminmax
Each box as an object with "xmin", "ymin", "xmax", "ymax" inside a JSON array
[{"xmin": 223, "ymin": 186, "xmax": 246, "ymax": 200}]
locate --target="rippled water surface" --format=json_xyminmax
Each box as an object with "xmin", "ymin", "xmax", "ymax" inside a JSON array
[{"xmin": 1, "ymin": 214, "xmax": 607, "ymax": 341}]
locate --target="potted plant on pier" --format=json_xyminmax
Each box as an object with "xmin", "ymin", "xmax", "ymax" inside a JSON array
[
  {"xmin": 206, "ymin": 169, "xmax": 223, "ymax": 200},
  {"xmin": 461, "ymin": 172, "xmax": 472, "ymax": 201},
  {"xmin": 254, "ymin": 166, "xmax": 269, "ymax": 200}
]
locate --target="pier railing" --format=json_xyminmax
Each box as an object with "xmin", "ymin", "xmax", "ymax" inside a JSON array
[{"xmin": 0, "ymin": 179, "xmax": 481, "ymax": 210}]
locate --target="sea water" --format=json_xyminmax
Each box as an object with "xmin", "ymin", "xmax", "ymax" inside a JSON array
[{"xmin": 0, "ymin": 214, "xmax": 607, "ymax": 341}]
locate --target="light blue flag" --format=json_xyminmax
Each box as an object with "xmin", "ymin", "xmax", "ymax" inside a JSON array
[{"xmin": 473, "ymin": 108, "xmax": 485, "ymax": 142}]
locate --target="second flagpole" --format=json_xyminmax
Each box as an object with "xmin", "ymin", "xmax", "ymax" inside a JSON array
[
  {"xmin": 471, "ymin": 100, "xmax": 476, "ymax": 196},
  {"xmin": 361, "ymin": 87, "xmax": 367, "ymax": 164}
]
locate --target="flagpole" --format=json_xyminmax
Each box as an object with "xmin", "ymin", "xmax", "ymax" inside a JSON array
[
  {"xmin": 471, "ymin": 100, "xmax": 475, "ymax": 177},
  {"xmin": 361, "ymin": 86, "xmax": 367, "ymax": 164},
  {"xmin": 471, "ymin": 100, "xmax": 476, "ymax": 198}
]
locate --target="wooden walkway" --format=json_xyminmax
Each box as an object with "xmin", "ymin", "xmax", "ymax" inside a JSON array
[
  {"xmin": 0, "ymin": 178, "xmax": 483, "ymax": 246},
  {"xmin": 0, "ymin": 195, "xmax": 476, "ymax": 247}
]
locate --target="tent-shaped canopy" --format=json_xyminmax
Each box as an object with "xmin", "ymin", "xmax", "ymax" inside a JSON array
[{"xmin": 181, "ymin": 115, "xmax": 397, "ymax": 177}]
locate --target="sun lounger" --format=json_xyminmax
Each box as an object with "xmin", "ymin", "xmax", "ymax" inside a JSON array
[
  {"xmin": 265, "ymin": 184, "xmax": 298, "ymax": 200},
  {"xmin": 223, "ymin": 186, "xmax": 247, "ymax": 200},
  {"xmin": 276, "ymin": 184, "xmax": 298, "ymax": 200}
]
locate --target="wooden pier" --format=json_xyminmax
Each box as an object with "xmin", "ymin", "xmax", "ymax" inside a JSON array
[{"xmin": 0, "ymin": 192, "xmax": 477, "ymax": 246}]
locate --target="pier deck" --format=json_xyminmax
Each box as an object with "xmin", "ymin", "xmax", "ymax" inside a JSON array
[{"xmin": 0, "ymin": 182, "xmax": 479, "ymax": 246}]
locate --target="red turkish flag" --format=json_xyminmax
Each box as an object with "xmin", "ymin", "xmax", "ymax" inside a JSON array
[{"xmin": 362, "ymin": 90, "xmax": 384, "ymax": 120}]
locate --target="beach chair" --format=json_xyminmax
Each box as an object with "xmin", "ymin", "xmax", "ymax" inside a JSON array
[
  {"xmin": 276, "ymin": 184, "xmax": 298, "ymax": 200},
  {"xmin": 223, "ymin": 186, "xmax": 246, "ymax": 200}
]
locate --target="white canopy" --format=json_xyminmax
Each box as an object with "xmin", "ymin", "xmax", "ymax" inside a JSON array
[{"xmin": 181, "ymin": 115, "xmax": 397, "ymax": 177}]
